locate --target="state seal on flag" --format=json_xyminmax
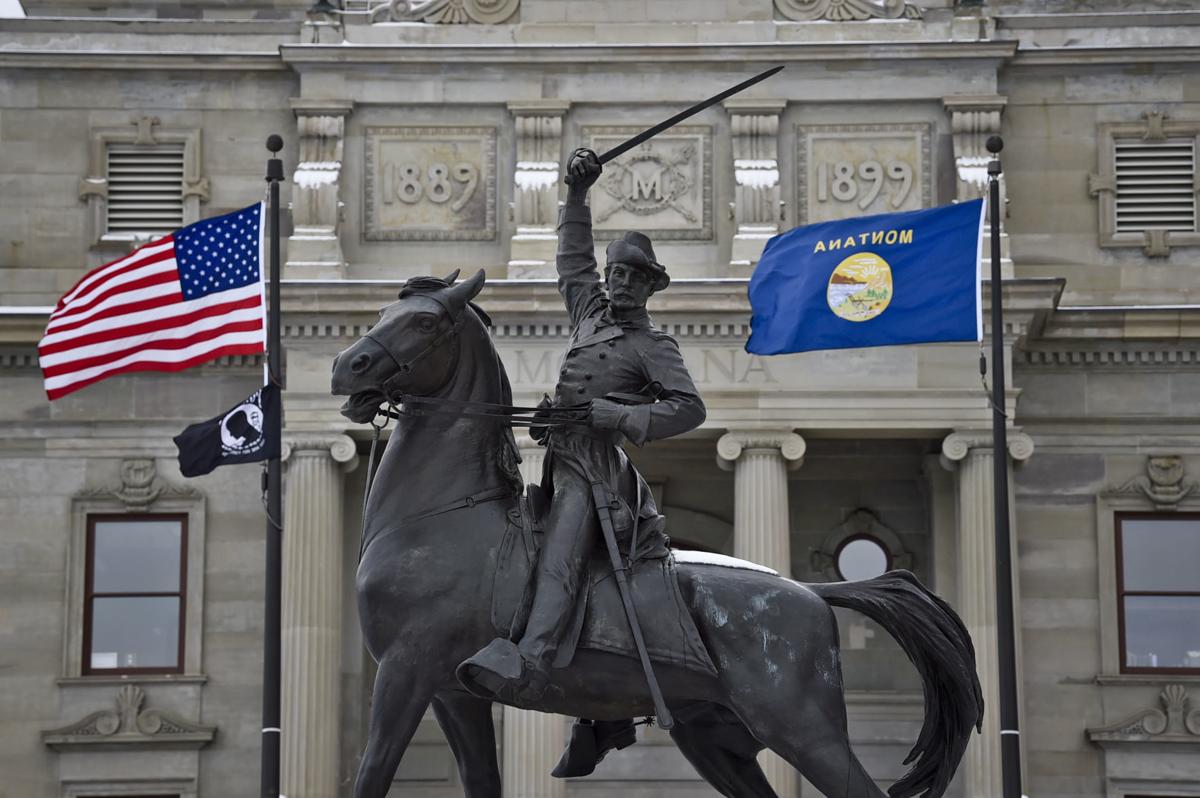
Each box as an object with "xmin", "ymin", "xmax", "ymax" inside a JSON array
[{"xmin": 826, "ymin": 253, "xmax": 893, "ymax": 323}]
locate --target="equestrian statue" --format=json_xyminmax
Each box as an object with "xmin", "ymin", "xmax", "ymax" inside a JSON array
[{"xmin": 330, "ymin": 145, "xmax": 983, "ymax": 796}]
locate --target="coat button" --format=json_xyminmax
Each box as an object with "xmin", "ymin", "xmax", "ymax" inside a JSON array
[
  {"xmin": 598, "ymin": 352, "xmax": 606, "ymax": 359},
  {"xmin": 577, "ymin": 386, "xmax": 587, "ymax": 394},
  {"xmin": 584, "ymin": 374, "xmax": 592, "ymax": 380},
  {"xmin": 607, "ymin": 340, "xmax": 616, "ymax": 347}
]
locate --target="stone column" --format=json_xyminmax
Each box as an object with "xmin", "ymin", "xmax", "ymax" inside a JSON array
[
  {"xmin": 501, "ymin": 433, "xmax": 566, "ymax": 797},
  {"xmin": 943, "ymin": 95, "xmax": 1011, "ymax": 276},
  {"xmin": 280, "ymin": 434, "xmax": 358, "ymax": 798},
  {"xmin": 287, "ymin": 98, "xmax": 353, "ymax": 279},
  {"xmin": 724, "ymin": 99, "xmax": 787, "ymax": 278},
  {"xmin": 717, "ymin": 429, "xmax": 805, "ymax": 797},
  {"xmin": 940, "ymin": 429, "xmax": 1033, "ymax": 798},
  {"xmin": 507, "ymin": 100, "xmax": 569, "ymax": 278}
]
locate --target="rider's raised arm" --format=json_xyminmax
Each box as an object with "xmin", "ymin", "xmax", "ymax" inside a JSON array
[{"xmin": 556, "ymin": 151, "xmax": 605, "ymax": 329}]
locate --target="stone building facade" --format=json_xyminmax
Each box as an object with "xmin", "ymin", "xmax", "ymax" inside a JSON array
[{"xmin": 1, "ymin": 1, "xmax": 1199, "ymax": 796}]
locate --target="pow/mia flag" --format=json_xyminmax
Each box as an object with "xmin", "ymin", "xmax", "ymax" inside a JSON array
[{"xmin": 174, "ymin": 384, "xmax": 281, "ymax": 477}]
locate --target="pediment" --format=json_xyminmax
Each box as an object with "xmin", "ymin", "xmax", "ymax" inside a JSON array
[{"xmin": 42, "ymin": 685, "xmax": 215, "ymax": 752}]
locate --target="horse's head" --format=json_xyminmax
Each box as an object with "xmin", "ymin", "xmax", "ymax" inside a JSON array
[{"xmin": 331, "ymin": 268, "xmax": 486, "ymax": 423}]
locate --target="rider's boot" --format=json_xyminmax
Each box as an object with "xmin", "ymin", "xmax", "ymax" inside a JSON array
[{"xmin": 551, "ymin": 718, "xmax": 638, "ymax": 778}]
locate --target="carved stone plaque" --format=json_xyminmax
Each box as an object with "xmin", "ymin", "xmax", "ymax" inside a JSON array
[
  {"xmin": 582, "ymin": 125, "xmax": 712, "ymax": 240},
  {"xmin": 797, "ymin": 123, "xmax": 931, "ymax": 224},
  {"xmin": 364, "ymin": 126, "xmax": 497, "ymax": 241}
]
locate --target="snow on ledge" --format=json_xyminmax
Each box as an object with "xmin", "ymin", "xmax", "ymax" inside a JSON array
[{"xmin": 673, "ymin": 550, "xmax": 778, "ymax": 575}]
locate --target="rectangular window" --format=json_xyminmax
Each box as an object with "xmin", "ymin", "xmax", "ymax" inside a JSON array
[
  {"xmin": 105, "ymin": 143, "xmax": 186, "ymax": 237},
  {"xmin": 83, "ymin": 514, "xmax": 187, "ymax": 675},
  {"xmin": 1114, "ymin": 137, "xmax": 1197, "ymax": 234},
  {"xmin": 1116, "ymin": 512, "xmax": 1200, "ymax": 674}
]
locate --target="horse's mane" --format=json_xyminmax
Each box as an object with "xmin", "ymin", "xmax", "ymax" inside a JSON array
[{"xmin": 399, "ymin": 275, "xmax": 523, "ymax": 493}]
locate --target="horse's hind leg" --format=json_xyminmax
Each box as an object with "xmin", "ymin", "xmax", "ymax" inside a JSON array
[
  {"xmin": 670, "ymin": 707, "xmax": 777, "ymax": 798},
  {"xmin": 713, "ymin": 593, "xmax": 885, "ymax": 798},
  {"xmin": 430, "ymin": 691, "xmax": 501, "ymax": 798},
  {"xmin": 353, "ymin": 656, "xmax": 438, "ymax": 798}
]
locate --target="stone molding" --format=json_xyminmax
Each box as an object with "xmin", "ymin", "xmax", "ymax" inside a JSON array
[
  {"xmin": 288, "ymin": 98, "xmax": 354, "ymax": 278},
  {"xmin": 725, "ymin": 98, "xmax": 787, "ymax": 274},
  {"xmin": 76, "ymin": 458, "xmax": 198, "ymax": 511},
  {"xmin": 811, "ymin": 507, "xmax": 913, "ymax": 579},
  {"xmin": 775, "ymin": 0, "xmax": 921, "ymax": 21},
  {"xmin": 508, "ymin": 100, "xmax": 569, "ymax": 276},
  {"xmin": 42, "ymin": 685, "xmax": 216, "ymax": 751},
  {"xmin": 943, "ymin": 95, "xmax": 1006, "ymax": 203},
  {"xmin": 1088, "ymin": 684, "xmax": 1200, "ymax": 746},
  {"xmin": 372, "ymin": 0, "xmax": 520, "ymax": 24},
  {"xmin": 1102, "ymin": 455, "xmax": 1198, "ymax": 510},
  {"xmin": 716, "ymin": 430, "xmax": 806, "ymax": 471},
  {"xmin": 1090, "ymin": 112, "xmax": 1200, "ymax": 256},
  {"xmin": 940, "ymin": 430, "xmax": 1035, "ymax": 470},
  {"xmin": 282, "ymin": 434, "xmax": 359, "ymax": 471}
]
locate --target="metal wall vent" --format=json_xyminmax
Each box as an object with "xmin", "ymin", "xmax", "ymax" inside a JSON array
[
  {"xmin": 1114, "ymin": 137, "xmax": 1197, "ymax": 234},
  {"xmin": 105, "ymin": 144, "xmax": 186, "ymax": 235}
]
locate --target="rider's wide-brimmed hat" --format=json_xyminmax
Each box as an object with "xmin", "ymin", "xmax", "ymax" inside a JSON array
[{"xmin": 606, "ymin": 231, "xmax": 670, "ymax": 292}]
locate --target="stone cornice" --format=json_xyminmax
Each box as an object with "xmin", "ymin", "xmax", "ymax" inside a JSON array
[
  {"xmin": 1009, "ymin": 45, "xmax": 1200, "ymax": 67},
  {"xmin": 0, "ymin": 49, "xmax": 286, "ymax": 71},
  {"xmin": 279, "ymin": 40, "xmax": 1018, "ymax": 69}
]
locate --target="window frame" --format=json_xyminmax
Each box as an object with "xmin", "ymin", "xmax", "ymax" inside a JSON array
[
  {"xmin": 80, "ymin": 117, "xmax": 207, "ymax": 249},
  {"xmin": 833, "ymin": 532, "xmax": 894, "ymax": 582},
  {"xmin": 82, "ymin": 513, "xmax": 188, "ymax": 677},
  {"xmin": 64, "ymin": 460, "xmax": 206, "ymax": 680},
  {"xmin": 1114, "ymin": 511, "xmax": 1200, "ymax": 676}
]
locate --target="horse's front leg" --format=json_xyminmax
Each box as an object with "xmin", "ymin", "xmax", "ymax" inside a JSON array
[
  {"xmin": 353, "ymin": 654, "xmax": 439, "ymax": 798},
  {"xmin": 431, "ymin": 691, "xmax": 501, "ymax": 798}
]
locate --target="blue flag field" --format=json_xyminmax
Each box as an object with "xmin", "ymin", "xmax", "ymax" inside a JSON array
[{"xmin": 746, "ymin": 199, "xmax": 986, "ymax": 355}]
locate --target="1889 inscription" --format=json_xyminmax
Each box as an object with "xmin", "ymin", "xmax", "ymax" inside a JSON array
[{"xmin": 365, "ymin": 126, "xmax": 497, "ymax": 241}]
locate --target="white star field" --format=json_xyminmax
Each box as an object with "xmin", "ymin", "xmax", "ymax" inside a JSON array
[{"xmin": 176, "ymin": 204, "xmax": 261, "ymax": 299}]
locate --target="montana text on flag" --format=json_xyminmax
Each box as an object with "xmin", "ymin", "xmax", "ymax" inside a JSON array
[
  {"xmin": 746, "ymin": 199, "xmax": 985, "ymax": 355},
  {"xmin": 38, "ymin": 203, "xmax": 266, "ymax": 400},
  {"xmin": 174, "ymin": 383, "xmax": 280, "ymax": 477}
]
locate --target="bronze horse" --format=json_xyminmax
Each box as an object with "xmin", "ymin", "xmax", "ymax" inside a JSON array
[{"xmin": 330, "ymin": 269, "xmax": 983, "ymax": 798}]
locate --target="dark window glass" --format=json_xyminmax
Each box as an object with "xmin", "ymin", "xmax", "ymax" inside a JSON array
[
  {"xmin": 1117, "ymin": 513, "xmax": 1200, "ymax": 673},
  {"xmin": 84, "ymin": 514, "xmax": 186, "ymax": 675}
]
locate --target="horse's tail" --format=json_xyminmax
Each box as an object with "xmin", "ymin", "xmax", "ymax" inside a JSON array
[{"xmin": 809, "ymin": 570, "xmax": 983, "ymax": 798}]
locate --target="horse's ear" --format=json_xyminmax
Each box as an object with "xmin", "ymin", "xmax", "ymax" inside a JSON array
[
  {"xmin": 444, "ymin": 269, "xmax": 461, "ymax": 285},
  {"xmin": 445, "ymin": 268, "xmax": 486, "ymax": 310}
]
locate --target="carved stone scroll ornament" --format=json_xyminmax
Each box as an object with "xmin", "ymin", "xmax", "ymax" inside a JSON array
[
  {"xmin": 42, "ymin": 685, "xmax": 216, "ymax": 750},
  {"xmin": 377, "ymin": 0, "xmax": 519, "ymax": 23},
  {"xmin": 1088, "ymin": 684, "xmax": 1200, "ymax": 744},
  {"xmin": 76, "ymin": 458, "xmax": 197, "ymax": 511},
  {"xmin": 775, "ymin": 0, "xmax": 921, "ymax": 21},
  {"xmin": 1104, "ymin": 455, "xmax": 1198, "ymax": 510}
]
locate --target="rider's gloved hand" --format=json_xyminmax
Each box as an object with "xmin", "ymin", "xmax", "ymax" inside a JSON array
[
  {"xmin": 588, "ymin": 397, "xmax": 630, "ymax": 435},
  {"xmin": 530, "ymin": 393, "xmax": 554, "ymax": 445},
  {"xmin": 565, "ymin": 149, "xmax": 602, "ymax": 193}
]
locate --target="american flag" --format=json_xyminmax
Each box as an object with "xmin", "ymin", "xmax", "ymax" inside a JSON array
[{"xmin": 39, "ymin": 203, "xmax": 267, "ymax": 400}]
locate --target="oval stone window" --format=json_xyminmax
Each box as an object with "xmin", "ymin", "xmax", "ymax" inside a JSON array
[{"xmin": 835, "ymin": 536, "xmax": 891, "ymax": 582}]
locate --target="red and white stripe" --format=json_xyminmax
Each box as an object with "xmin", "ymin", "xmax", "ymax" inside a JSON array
[{"xmin": 39, "ymin": 235, "xmax": 265, "ymax": 400}]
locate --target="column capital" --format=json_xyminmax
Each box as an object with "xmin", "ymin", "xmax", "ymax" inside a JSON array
[
  {"xmin": 282, "ymin": 433, "xmax": 358, "ymax": 472},
  {"xmin": 717, "ymin": 429, "xmax": 805, "ymax": 472},
  {"xmin": 940, "ymin": 429, "xmax": 1034, "ymax": 471}
]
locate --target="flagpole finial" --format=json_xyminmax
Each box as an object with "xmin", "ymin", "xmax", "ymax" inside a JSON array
[
  {"xmin": 986, "ymin": 135, "xmax": 1003, "ymax": 154},
  {"xmin": 266, "ymin": 134, "xmax": 283, "ymax": 154}
]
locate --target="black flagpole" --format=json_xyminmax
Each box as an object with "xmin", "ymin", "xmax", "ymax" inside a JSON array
[
  {"xmin": 987, "ymin": 134, "xmax": 1023, "ymax": 798},
  {"xmin": 261, "ymin": 133, "xmax": 285, "ymax": 798}
]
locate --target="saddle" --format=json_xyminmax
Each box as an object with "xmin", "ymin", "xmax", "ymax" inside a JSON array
[{"xmin": 489, "ymin": 484, "xmax": 717, "ymax": 677}]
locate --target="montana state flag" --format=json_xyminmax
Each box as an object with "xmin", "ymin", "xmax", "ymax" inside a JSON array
[{"xmin": 746, "ymin": 199, "xmax": 986, "ymax": 355}]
